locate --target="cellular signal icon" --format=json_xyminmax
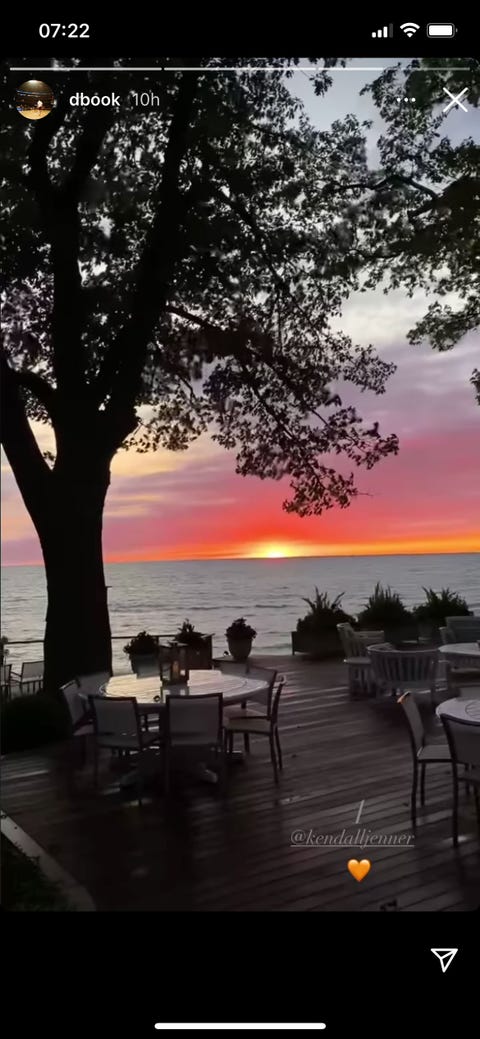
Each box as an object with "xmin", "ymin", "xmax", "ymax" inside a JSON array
[{"xmin": 371, "ymin": 24, "xmax": 394, "ymax": 38}]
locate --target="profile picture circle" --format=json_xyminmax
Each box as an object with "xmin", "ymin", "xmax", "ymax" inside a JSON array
[{"xmin": 15, "ymin": 80, "xmax": 55, "ymax": 120}]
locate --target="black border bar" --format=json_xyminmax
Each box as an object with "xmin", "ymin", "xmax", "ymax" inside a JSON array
[{"xmin": 2, "ymin": 14, "xmax": 478, "ymax": 58}]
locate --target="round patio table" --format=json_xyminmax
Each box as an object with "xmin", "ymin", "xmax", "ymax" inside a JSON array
[
  {"xmin": 97, "ymin": 669, "xmax": 268, "ymax": 712},
  {"xmin": 94, "ymin": 669, "xmax": 269, "ymax": 788},
  {"xmin": 436, "ymin": 698, "xmax": 480, "ymax": 723},
  {"xmin": 438, "ymin": 642, "xmax": 480, "ymax": 668}
]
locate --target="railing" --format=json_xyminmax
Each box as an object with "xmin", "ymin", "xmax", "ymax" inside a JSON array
[
  {"xmin": 1, "ymin": 634, "xmax": 214, "ymax": 685},
  {"xmin": 3, "ymin": 635, "xmax": 195, "ymax": 647},
  {"xmin": 2, "ymin": 634, "xmax": 214, "ymax": 661}
]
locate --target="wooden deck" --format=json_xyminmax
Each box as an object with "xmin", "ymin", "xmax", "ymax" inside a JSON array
[{"xmin": 2, "ymin": 656, "xmax": 479, "ymax": 911}]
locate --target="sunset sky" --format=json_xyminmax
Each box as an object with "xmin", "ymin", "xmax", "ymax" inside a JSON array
[{"xmin": 2, "ymin": 62, "xmax": 479, "ymax": 565}]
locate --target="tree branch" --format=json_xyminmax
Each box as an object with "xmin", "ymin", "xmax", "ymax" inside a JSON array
[
  {"xmin": 97, "ymin": 75, "xmax": 199, "ymax": 440},
  {"xmin": 47, "ymin": 205, "xmax": 85, "ymax": 398},
  {"xmin": 27, "ymin": 102, "xmax": 68, "ymax": 206},
  {"xmin": 321, "ymin": 173, "xmax": 440, "ymax": 201},
  {"xmin": 168, "ymin": 278, "xmax": 381, "ymax": 456},
  {"xmin": 62, "ymin": 104, "xmax": 113, "ymax": 201},
  {"xmin": 400, "ymin": 176, "xmax": 439, "ymax": 200},
  {"xmin": 12, "ymin": 368, "xmax": 57, "ymax": 417},
  {"xmin": 0, "ymin": 355, "xmax": 51, "ymax": 520},
  {"xmin": 165, "ymin": 305, "xmax": 240, "ymax": 357},
  {"xmin": 26, "ymin": 99, "xmax": 88, "ymax": 402}
]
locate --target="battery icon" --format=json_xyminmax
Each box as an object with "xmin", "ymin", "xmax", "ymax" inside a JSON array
[{"xmin": 427, "ymin": 23, "xmax": 456, "ymax": 37}]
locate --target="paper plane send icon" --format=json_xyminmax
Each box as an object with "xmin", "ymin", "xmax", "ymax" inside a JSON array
[{"xmin": 431, "ymin": 948, "xmax": 458, "ymax": 973}]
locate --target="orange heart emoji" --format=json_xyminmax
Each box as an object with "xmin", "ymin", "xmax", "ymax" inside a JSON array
[{"xmin": 347, "ymin": 858, "xmax": 371, "ymax": 882}]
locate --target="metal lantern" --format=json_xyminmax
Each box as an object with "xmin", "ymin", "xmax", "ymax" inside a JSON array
[
  {"xmin": 163, "ymin": 642, "xmax": 189, "ymax": 685},
  {"xmin": 158, "ymin": 644, "xmax": 171, "ymax": 687}
]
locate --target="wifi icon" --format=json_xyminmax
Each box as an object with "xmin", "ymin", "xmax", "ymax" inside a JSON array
[{"xmin": 400, "ymin": 21, "xmax": 420, "ymax": 36}]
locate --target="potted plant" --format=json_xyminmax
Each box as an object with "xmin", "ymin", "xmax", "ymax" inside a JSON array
[
  {"xmin": 292, "ymin": 590, "xmax": 354, "ymax": 658},
  {"xmin": 123, "ymin": 631, "xmax": 159, "ymax": 673},
  {"xmin": 413, "ymin": 587, "xmax": 470, "ymax": 644},
  {"xmin": 357, "ymin": 583, "xmax": 416, "ymax": 646},
  {"xmin": 174, "ymin": 620, "xmax": 213, "ymax": 669},
  {"xmin": 226, "ymin": 618, "xmax": 257, "ymax": 662}
]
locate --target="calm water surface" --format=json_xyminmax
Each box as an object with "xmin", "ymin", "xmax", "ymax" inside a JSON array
[{"xmin": 2, "ymin": 553, "xmax": 478, "ymax": 672}]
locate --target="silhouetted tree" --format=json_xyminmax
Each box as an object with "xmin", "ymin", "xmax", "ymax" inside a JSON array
[
  {"xmin": 1, "ymin": 58, "xmax": 398, "ymax": 690},
  {"xmin": 360, "ymin": 58, "xmax": 480, "ymax": 402}
]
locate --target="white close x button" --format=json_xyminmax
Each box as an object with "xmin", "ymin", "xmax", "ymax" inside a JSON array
[{"xmin": 443, "ymin": 87, "xmax": 468, "ymax": 113}]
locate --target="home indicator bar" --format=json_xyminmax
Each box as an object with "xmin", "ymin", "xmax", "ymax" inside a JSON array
[{"xmin": 154, "ymin": 1026, "xmax": 327, "ymax": 1032}]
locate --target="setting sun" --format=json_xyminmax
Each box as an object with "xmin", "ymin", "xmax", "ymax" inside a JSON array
[{"xmin": 254, "ymin": 543, "xmax": 291, "ymax": 559}]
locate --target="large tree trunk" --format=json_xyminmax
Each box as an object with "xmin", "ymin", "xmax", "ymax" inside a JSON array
[
  {"xmin": 1, "ymin": 360, "xmax": 119, "ymax": 695},
  {"xmin": 40, "ymin": 466, "xmax": 113, "ymax": 693}
]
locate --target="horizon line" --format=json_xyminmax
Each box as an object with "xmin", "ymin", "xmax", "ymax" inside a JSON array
[{"xmin": 2, "ymin": 548, "xmax": 478, "ymax": 568}]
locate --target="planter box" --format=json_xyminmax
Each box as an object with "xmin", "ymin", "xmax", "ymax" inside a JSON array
[
  {"xmin": 160, "ymin": 634, "xmax": 213, "ymax": 670},
  {"xmin": 291, "ymin": 629, "xmax": 343, "ymax": 659},
  {"xmin": 184, "ymin": 636, "xmax": 213, "ymax": 670},
  {"xmin": 383, "ymin": 623, "xmax": 420, "ymax": 647},
  {"xmin": 227, "ymin": 636, "xmax": 253, "ymax": 662},
  {"xmin": 130, "ymin": 653, "xmax": 159, "ymax": 675},
  {"xmin": 416, "ymin": 620, "xmax": 443, "ymax": 646}
]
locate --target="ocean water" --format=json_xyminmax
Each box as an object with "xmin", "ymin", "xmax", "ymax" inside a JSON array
[{"xmin": 1, "ymin": 554, "xmax": 479, "ymax": 673}]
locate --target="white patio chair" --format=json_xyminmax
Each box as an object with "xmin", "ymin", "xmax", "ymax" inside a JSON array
[
  {"xmin": 163, "ymin": 692, "xmax": 225, "ymax": 794},
  {"xmin": 440, "ymin": 713, "xmax": 480, "ymax": 847},
  {"xmin": 398, "ymin": 692, "xmax": 451, "ymax": 829},
  {"xmin": 457, "ymin": 686, "xmax": 480, "ymax": 700},
  {"xmin": 440, "ymin": 640, "xmax": 480, "ymax": 693},
  {"xmin": 74, "ymin": 671, "xmax": 111, "ymax": 726},
  {"xmin": 224, "ymin": 666, "xmax": 278, "ymax": 753},
  {"xmin": 445, "ymin": 616, "xmax": 480, "ymax": 642},
  {"xmin": 368, "ymin": 645, "xmax": 439, "ymax": 706},
  {"xmin": 446, "ymin": 665, "xmax": 480, "ymax": 695},
  {"xmin": 224, "ymin": 676, "xmax": 285, "ymax": 784},
  {"xmin": 225, "ymin": 664, "xmax": 277, "ymax": 716},
  {"xmin": 89, "ymin": 695, "xmax": 162, "ymax": 804},
  {"xmin": 60, "ymin": 679, "xmax": 94, "ymax": 765},
  {"xmin": 337, "ymin": 623, "xmax": 384, "ymax": 697},
  {"xmin": 10, "ymin": 659, "xmax": 44, "ymax": 695},
  {"xmin": 213, "ymin": 657, "xmax": 248, "ymax": 676},
  {"xmin": 76, "ymin": 671, "xmax": 111, "ymax": 697},
  {"xmin": 61, "ymin": 678, "xmax": 92, "ymax": 732},
  {"xmin": 1, "ymin": 663, "xmax": 12, "ymax": 701}
]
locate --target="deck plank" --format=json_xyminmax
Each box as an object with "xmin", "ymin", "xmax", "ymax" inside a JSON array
[{"xmin": 2, "ymin": 655, "xmax": 479, "ymax": 910}]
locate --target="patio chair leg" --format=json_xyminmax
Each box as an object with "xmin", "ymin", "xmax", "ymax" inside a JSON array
[
  {"xmin": 269, "ymin": 733, "xmax": 279, "ymax": 784},
  {"xmin": 411, "ymin": 763, "xmax": 418, "ymax": 830},
  {"xmin": 93, "ymin": 745, "xmax": 99, "ymax": 790},
  {"xmin": 464, "ymin": 764, "xmax": 470, "ymax": 798},
  {"xmin": 274, "ymin": 727, "xmax": 283, "ymax": 770},
  {"xmin": 73, "ymin": 735, "xmax": 87, "ymax": 770},
  {"xmin": 228, "ymin": 732, "xmax": 234, "ymax": 756},
  {"xmin": 163, "ymin": 747, "xmax": 170, "ymax": 796},
  {"xmin": 218, "ymin": 750, "xmax": 227, "ymax": 795},
  {"xmin": 452, "ymin": 774, "xmax": 459, "ymax": 848},
  {"xmin": 473, "ymin": 787, "xmax": 480, "ymax": 829},
  {"xmin": 243, "ymin": 733, "xmax": 250, "ymax": 754},
  {"xmin": 420, "ymin": 762, "xmax": 426, "ymax": 806}
]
